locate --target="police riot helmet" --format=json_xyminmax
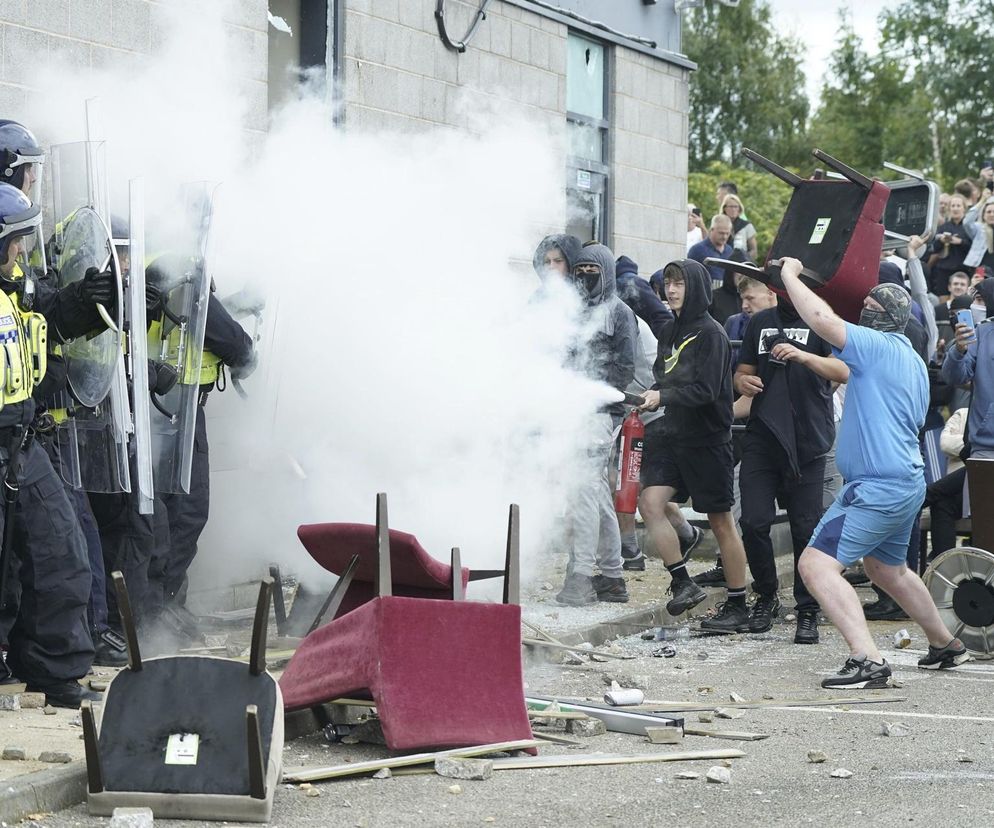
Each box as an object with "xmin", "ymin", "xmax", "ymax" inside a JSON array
[
  {"xmin": 0, "ymin": 182, "xmax": 41, "ymax": 265},
  {"xmin": 0, "ymin": 121, "xmax": 44, "ymax": 193}
]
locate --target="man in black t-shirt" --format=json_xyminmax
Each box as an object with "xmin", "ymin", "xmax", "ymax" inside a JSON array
[{"xmin": 734, "ymin": 299, "xmax": 849, "ymax": 644}]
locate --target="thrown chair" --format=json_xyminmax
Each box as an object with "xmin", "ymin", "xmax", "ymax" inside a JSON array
[
  {"xmin": 82, "ymin": 574, "xmax": 283, "ymax": 823},
  {"xmin": 706, "ymin": 148, "xmax": 889, "ymax": 323},
  {"xmin": 278, "ymin": 494, "xmax": 533, "ymax": 752}
]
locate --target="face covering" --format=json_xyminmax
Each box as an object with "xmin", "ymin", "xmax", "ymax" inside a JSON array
[
  {"xmin": 972, "ymin": 303, "xmax": 987, "ymax": 325},
  {"xmin": 859, "ymin": 284, "xmax": 911, "ymax": 333}
]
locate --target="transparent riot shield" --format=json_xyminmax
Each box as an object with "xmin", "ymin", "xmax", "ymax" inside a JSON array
[
  {"xmin": 48, "ymin": 139, "xmax": 130, "ymax": 493},
  {"xmin": 127, "ymin": 178, "xmax": 154, "ymax": 514},
  {"xmin": 53, "ymin": 205, "xmax": 124, "ymax": 405},
  {"xmin": 148, "ymin": 182, "xmax": 216, "ymax": 494}
]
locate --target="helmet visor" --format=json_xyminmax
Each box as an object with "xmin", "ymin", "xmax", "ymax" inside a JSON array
[{"xmin": 1, "ymin": 204, "xmax": 44, "ymax": 277}]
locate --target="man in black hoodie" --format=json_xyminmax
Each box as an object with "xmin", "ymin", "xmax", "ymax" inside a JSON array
[
  {"xmin": 638, "ymin": 260, "xmax": 750, "ymax": 631},
  {"xmin": 556, "ymin": 244, "xmax": 638, "ymax": 605},
  {"xmin": 735, "ymin": 298, "xmax": 848, "ymax": 643}
]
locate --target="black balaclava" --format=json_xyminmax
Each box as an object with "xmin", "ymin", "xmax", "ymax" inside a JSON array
[
  {"xmin": 973, "ymin": 278, "xmax": 994, "ymax": 320},
  {"xmin": 859, "ymin": 283, "xmax": 911, "ymax": 333}
]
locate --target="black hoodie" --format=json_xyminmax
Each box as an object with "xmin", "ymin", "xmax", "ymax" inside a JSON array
[{"xmin": 652, "ymin": 260, "xmax": 733, "ymax": 446}]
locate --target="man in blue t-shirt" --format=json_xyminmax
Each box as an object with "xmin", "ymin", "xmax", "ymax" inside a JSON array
[{"xmin": 777, "ymin": 257, "xmax": 970, "ymax": 689}]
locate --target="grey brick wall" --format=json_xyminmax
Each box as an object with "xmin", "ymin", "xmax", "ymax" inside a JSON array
[
  {"xmin": 343, "ymin": 0, "xmax": 566, "ymax": 139},
  {"xmin": 342, "ymin": 0, "xmax": 688, "ymax": 264},
  {"xmin": 0, "ymin": 1, "xmax": 269, "ymax": 138},
  {"xmin": 612, "ymin": 48, "xmax": 689, "ymax": 273}
]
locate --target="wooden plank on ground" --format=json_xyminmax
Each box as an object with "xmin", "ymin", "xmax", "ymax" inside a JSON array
[
  {"xmin": 521, "ymin": 618, "xmax": 564, "ymax": 644},
  {"xmin": 532, "ymin": 732, "xmax": 584, "ymax": 747},
  {"xmin": 527, "ymin": 709, "xmax": 588, "ymax": 721},
  {"xmin": 624, "ymin": 695, "xmax": 908, "ymax": 713},
  {"xmin": 486, "ymin": 748, "xmax": 745, "ymax": 771},
  {"xmin": 682, "ymin": 727, "xmax": 769, "ymax": 741},
  {"xmin": 522, "ymin": 638, "xmax": 632, "ymax": 660},
  {"xmin": 283, "ymin": 738, "xmax": 542, "ymax": 783},
  {"xmin": 391, "ymin": 748, "xmax": 745, "ymax": 777}
]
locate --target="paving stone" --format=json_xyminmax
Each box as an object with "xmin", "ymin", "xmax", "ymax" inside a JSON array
[
  {"xmin": 2, "ymin": 747, "xmax": 25, "ymax": 760},
  {"xmin": 0, "ymin": 695, "xmax": 20, "ymax": 711},
  {"xmin": 706, "ymin": 766, "xmax": 731, "ymax": 784},
  {"xmin": 39, "ymin": 751, "xmax": 72, "ymax": 763},
  {"xmin": 109, "ymin": 807, "xmax": 154, "ymax": 828},
  {"xmin": 435, "ymin": 757, "xmax": 494, "ymax": 781},
  {"xmin": 807, "ymin": 750, "xmax": 827, "ymax": 764},
  {"xmin": 830, "ymin": 768, "xmax": 853, "ymax": 778},
  {"xmin": 566, "ymin": 717, "xmax": 607, "ymax": 737}
]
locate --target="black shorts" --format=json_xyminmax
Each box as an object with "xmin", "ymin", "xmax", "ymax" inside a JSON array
[{"xmin": 641, "ymin": 429, "xmax": 734, "ymax": 514}]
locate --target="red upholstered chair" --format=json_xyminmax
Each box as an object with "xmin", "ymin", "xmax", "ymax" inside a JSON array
[
  {"xmin": 278, "ymin": 494, "xmax": 533, "ymax": 752},
  {"xmin": 706, "ymin": 148, "xmax": 889, "ymax": 323}
]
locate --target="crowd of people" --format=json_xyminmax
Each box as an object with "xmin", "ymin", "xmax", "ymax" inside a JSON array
[
  {"xmin": 0, "ymin": 120, "xmax": 254, "ymax": 709},
  {"xmin": 537, "ymin": 168, "xmax": 993, "ymax": 688}
]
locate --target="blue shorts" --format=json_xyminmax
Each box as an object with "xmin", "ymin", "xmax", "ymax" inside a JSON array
[{"xmin": 808, "ymin": 478, "xmax": 925, "ymax": 567}]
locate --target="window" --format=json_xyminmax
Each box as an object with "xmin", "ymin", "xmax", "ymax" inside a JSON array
[
  {"xmin": 565, "ymin": 33, "xmax": 610, "ymax": 244},
  {"xmin": 268, "ymin": 1, "xmax": 339, "ymax": 112}
]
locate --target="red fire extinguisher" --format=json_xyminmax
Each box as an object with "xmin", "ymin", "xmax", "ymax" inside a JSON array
[{"xmin": 615, "ymin": 409, "xmax": 645, "ymax": 514}]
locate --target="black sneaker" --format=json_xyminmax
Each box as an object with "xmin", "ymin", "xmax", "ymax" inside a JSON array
[
  {"xmin": 862, "ymin": 591, "xmax": 909, "ymax": 621},
  {"xmin": 679, "ymin": 526, "xmax": 704, "ymax": 561},
  {"xmin": 693, "ymin": 563, "xmax": 726, "ymax": 588},
  {"xmin": 555, "ymin": 573, "xmax": 597, "ymax": 606},
  {"xmin": 820, "ymin": 657, "xmax": 892, "ymax": 690},
  {"xmin": 794, "ymin": 610, "xmax": 819, "ymax": 644},
  {"xmin": 666, "ymin": 578, "xmax": 707, "ymax": 616},
  {"xmin": 748, "ymin": 594, "xmax": 781, "ymax": 633},
  {"xmin": 917, "ymin": 638, "xmax": 971, "ymax": 670},
  {"xmin": 26, "ymin": 681, "xmax": 103, "ymax": 709},
  {"xmin": 843, "ymin": 567, "xmax": 870, "ymax": 586},
  {"xmin": 591, "ymin": 575, "xmax": 630, "ymax": 603},
  {"xmin": 622, "ymin": 550, "xmax": 646, "ymax": 571},
  {"xmin": 700, "ymin": 601, "xmax": 750, "ymax": 633}
]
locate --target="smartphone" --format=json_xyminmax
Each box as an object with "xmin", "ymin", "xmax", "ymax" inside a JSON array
[{"xmin": 956, "ymin": 309, "xmax": 976, "ymax": 331}]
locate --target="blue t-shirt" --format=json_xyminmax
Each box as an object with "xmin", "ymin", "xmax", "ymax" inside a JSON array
[{"xmin": 833, "ymin": 323, "xmax": 928, "ymax": 484}]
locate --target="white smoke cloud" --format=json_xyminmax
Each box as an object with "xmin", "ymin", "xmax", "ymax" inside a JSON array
[{"xmin": 24, "ymin": 0, "xmax": 618, "ymax": 599}]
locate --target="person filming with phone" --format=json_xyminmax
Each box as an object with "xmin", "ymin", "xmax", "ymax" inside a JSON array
[{"xmin": 941, "ymin": 278, "xmax": 994, "ymax": 461}]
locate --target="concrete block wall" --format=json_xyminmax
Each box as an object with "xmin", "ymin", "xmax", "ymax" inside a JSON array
[
  {"xmin": 343, "ymin": 0, "xmax": 688, "ymax": 265},
  {"xmin": 611, "ymin": 47, "xmax": 689, "ymax": 273},
  {"xmin": 342, "ymin": 0, "xmax": 567, "ymax": 140},
  {"xmin": 0, "ymin": 1, "xmax": 269, "ymax": 136}
]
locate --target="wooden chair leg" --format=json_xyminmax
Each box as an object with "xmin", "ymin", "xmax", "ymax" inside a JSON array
[
  {"xmin": 246, "ymin": 704, "xmax": 266, "ymax": 800},
  {"xmin": 250, "ymin": 577, "xmax": 274, "ymax": 677},
  {"xmin": 308, "ymin": 554, "xmax": 361, "ymax": 634},
  {"xmin": 81, "ymin": 701, "xmax": 104, "ymax": 794},
  {"xmin": 375, "ymin": 492, "xmax": 392, "ymax": 598},
  {"xmin": 451, "ymin": 548, "xmax": 464, "ymax": 601},
  {"xmin": 268, "ymin": 564, "xmax": 287, "ymax": 636},
  {"xmin": 503, "ymin": 504, "xmax": 520, "ymax": 605},
  {"xmin": 111, "ymin": 571, "xmax": 142, "ymax": 672}
]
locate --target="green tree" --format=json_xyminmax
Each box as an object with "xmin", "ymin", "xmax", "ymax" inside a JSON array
[
  {"xmin": 880, "ymin": 0, "xmax": 994, "ymax": 184},
  {"xmin": 809, "ymin": 13, "xmax": 930, "ymax": 179},
  {"xmin": 683, "ymin": 0, "xmax": 809, "ymax": 172}
]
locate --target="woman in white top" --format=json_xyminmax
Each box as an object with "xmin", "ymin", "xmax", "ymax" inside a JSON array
[{"xmin": 721, "ymin": 193, "xmax": 758, "ymax": 261}]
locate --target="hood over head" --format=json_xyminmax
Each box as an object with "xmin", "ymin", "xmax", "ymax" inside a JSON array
[
  {"xmin": 878, "ymin": 261, "xmax": 909, "ymax": 293},
  {"xmin": 615, "ymin": 255, "xmax": 639, "ymax": 280},
  {"xmin": 663, "ymin": 258, "xmax": 712, "ymax": 322},
  {"xmin": 649, "ymin": 268, "xmax": 665, "ymax": 297},
  {"xmin": 974, "ymin": 277, "xmax": 994, "ymax": 318},
  {"xmin": 859, "ymin": 283, "xmax": 911, "ymax": 333},
  {"xmin": 532, "ymin": 234, "xmax": 582, "ymax": 281},
  {"xmin": 571, "ymin": 243, "xmax": 616, "ymax": 306}
]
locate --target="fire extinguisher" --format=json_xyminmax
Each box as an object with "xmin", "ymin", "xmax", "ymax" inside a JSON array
[{"xmin": 615, "ymin": 409, "xmax": 645, "ymax": 514}]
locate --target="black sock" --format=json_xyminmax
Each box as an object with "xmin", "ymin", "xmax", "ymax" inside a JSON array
[
  {"xmin": 727, "ymin": 587, "xmax": 746, "ymax": 607},
  {"xmin": 666, "ymin": 562, "xmax": 691, "ymax": 583}
]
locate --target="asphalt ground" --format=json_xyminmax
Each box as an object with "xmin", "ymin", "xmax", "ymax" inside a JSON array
[{"xmin": 31, "ymin": 589, "xmax": 994, "ymax": 828}]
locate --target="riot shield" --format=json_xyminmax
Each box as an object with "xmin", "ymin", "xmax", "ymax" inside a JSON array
[
  {"xmin": 126, "ymin": 179, "xmax": 154, "ymax": 513},
  {"xmin": 148, "ymin": 183, "xmax": 216, "ymax": 494},
  {"xmin": 53, "ymin": 206, "xmax": 124, "ymax": 405},
  {"xmin": 48, "ymin": 139, "xmax": 130, "ymax": 494}
]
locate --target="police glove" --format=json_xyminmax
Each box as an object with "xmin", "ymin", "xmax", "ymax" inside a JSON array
[
  {"xmin": 229, "ymin": 351, "xmax": 258, "ymax": 382},
  {"xmin": 148, "ymin": 360, "xmax": 178, "ymax": 396},
  {"xmin": 145, "ymin": 281, "xmax": 162, "ymax": 314},
  {"xmin": 81, "ymin": 266, "xmax": 117, "ymax": 308}
]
